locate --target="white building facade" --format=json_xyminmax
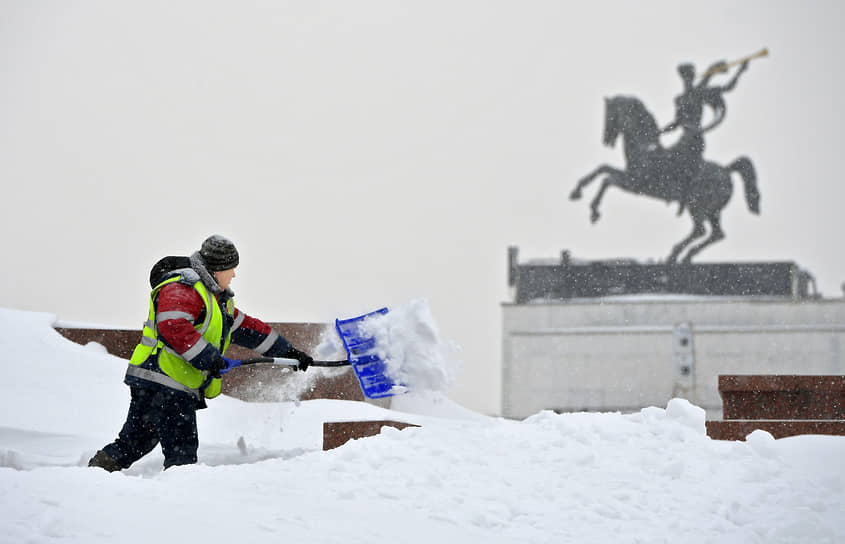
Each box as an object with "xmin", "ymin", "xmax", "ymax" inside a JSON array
[{"xmin": 501, "ymin": 297, "xmax": 845, "ymax": 419}]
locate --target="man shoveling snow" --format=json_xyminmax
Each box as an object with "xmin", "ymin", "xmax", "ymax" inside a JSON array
[{"xmin": 89, "ymin": 235, "xmax": 315, "ymax": 471}]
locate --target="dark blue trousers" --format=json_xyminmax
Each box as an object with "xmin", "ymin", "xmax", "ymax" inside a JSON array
[{"xmin": 103, "ymin": 386, "xmax": 199, "ymax": 469}]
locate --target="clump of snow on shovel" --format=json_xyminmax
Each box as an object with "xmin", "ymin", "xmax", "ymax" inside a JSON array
[{"xmin": 357, "ymin": 298, "xmax": 460, "ymax": 393}]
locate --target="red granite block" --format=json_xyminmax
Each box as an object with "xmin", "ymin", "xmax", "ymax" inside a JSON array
[
  {"xmin": 719, "ymin": 375, "xmax": 845, "ymax": 420},
  {"xmin": 706, "ymin": 420, "xmax": 845, "ymax": 441},
  {"xmin": 719, "ymin": 375, "xmax": 845, "ymax": 393},
  {"xmin": 323, "ymin": 420, "xmax": 420, "ymax": 451},
  {"xmin": 54, "ymin": 328, "xmax": 140, "ymax": 359}
]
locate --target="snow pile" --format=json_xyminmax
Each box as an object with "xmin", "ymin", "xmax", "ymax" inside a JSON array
[
  {"xmin": 1, "ymin": 306, "xmax": 844, "ymax": 543},
  {"xmin": 0, "ymin": 308, "xmax": 129, "ymax": 437},
  {"xmin": 356, "ymin": 298, "xmax": 460, "ymax": 393}
]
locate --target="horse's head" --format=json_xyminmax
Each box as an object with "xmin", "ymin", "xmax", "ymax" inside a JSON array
[{"xmin": 603, "ymin": 95, "xmax": 660, "ymax": 151}]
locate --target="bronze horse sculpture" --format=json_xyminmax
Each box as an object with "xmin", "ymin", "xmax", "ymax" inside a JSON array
[{"xmin": 570, "ymin": 95, "xmax": 760, "ymax": 263}]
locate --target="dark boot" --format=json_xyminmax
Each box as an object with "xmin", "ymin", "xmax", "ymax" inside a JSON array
[{"xmin": 88, "ymin": 449, "xmax": 122, "ymax": 472}]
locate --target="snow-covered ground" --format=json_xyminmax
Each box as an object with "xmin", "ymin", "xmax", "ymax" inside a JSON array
[{"xmin": 1, "ymin": 306, "xmax": 843, "ymax": 543}]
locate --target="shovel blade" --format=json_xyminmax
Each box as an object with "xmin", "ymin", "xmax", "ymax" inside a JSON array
[{"xmin": 335, "ymin": 308, "xmax": 406, "ymax": 399}]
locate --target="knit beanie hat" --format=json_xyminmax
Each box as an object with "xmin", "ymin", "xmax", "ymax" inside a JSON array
[{"xmin": 199, "ymin": 235, "xmax": 239, "ymax": 272}]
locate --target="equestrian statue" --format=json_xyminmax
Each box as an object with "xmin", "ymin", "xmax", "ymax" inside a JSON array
[{"xmin": 570, "ymin": 48, "xmax": 768, "ymax": 263}]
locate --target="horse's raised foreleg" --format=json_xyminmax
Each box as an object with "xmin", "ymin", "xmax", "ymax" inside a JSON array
[
  {"xmin": 667, "ymin": 216, "xmax": 707, "ymax": 264},
  {"xmin": 570, "ymin": 165, "xmax": 623, "ymax": 201},
  {"xmin": 589, "ymin": 175, "xmax": 618, "ymax": 223},
  {"xmin": 682, "ymin": 214, "xmax": 725, "ymax": 263}
]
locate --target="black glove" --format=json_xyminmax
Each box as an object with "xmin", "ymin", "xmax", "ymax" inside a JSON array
[{"xmin": 286, "ymin": 347, "xmax": 313, "ymax": 372}]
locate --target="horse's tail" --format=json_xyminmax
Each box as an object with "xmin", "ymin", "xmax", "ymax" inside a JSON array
[{"xmin": 728, "ymin": 156, "xmax": 760, "ymax": 214}]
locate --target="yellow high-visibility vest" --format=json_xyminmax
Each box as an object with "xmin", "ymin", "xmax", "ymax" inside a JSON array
[{"xmin": 127, "ymin": 275, "xmax": 233, "ymax": 399}]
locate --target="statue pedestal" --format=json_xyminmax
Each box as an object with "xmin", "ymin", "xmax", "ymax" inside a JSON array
[
  {"xmin": 508, "ymin": 248, "xmax": 817, "ymax": 302},
  {"xmin": 501, "ymin": 248, "xmax": 838, "ymax": 420}
]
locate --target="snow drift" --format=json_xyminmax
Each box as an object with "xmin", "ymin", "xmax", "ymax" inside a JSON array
[{"xmin": 1, "ymin": 306, "xmax": 843, "ymax": 543}]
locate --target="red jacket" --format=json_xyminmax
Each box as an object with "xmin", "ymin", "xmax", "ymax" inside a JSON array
[{"xmin": 155, "ymin": 282, "xmax": 292, "ymax": 372}]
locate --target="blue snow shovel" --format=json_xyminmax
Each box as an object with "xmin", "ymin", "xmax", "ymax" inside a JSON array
[
  {"xmin": 335, "ymin": 307, "xmax": 407, "ymax": 399},
  {"xmin": 237, "ymin": 308, "xmax": 406, "ymax": 400}
]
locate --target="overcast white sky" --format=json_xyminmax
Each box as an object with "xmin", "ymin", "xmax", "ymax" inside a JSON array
[{"xmin": 1, "ymin": 1, "xmax": 843, "ymax": 415}]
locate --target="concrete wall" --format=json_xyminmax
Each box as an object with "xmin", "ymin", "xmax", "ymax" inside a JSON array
[{"xmin": 501, "ymin": 298, "xmax": 845, "ymax": 419}]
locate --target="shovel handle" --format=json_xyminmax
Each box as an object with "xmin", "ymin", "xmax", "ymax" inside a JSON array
[{"xmin": 240, "ymin": 357, "xmax": 350, "ymax": 367}]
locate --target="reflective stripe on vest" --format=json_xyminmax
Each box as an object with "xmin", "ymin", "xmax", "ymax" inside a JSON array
[{"xmin": 125, "ymin": 365, "xmax": 203, "ymax": 401}]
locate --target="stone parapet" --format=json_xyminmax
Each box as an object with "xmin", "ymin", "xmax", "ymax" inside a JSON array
[
  {"xmin": 719, "ymin": 375, "xmax": 844, "ymax": 420},
  {"xmin": 322, "ymin": 420, "xmax": 420, "ymax": 451},
  {"xmin": 54, "ymin": 324, "xmax": 367, "ymax": 403},
  {"xmin": 706, "ymin": 374, "xmax": 845, "ymax": 441},
  {"xmin": 705, "ymin": 419, "xmax": 845, "ymax": 440}
]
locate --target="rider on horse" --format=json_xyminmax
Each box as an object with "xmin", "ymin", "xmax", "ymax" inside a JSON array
[{"xmin": 661, "ymin": 59, "xmax": 750, "ymax": 214}]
